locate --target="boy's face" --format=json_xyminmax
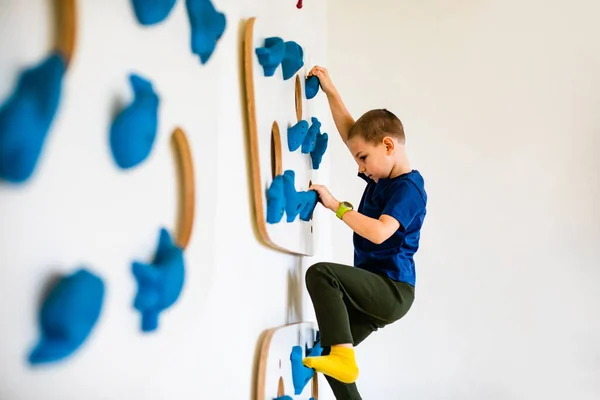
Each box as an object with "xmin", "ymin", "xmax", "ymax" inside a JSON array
[{"xmin": 346, "ymin": 135, "xmax": 396, "ymax": 182}]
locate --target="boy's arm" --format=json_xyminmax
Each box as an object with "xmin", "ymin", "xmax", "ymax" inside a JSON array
[
  {"xmin": 336, "ymin": 202, "xmax": 400, "ymax": 245},
  {"xmin": 310, "ymin": 184, "xmax": 400, "ymax": 245},
  {"xmin": 326, "ymin": 90, "xmax": 354, "ymax": 143},
  {"xmin": 308, "ymin": 66, "xmax": 355, "ymax": 143}
]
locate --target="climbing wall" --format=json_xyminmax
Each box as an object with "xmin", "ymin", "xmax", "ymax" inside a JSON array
[
  {"xmin": 243, "ymin": 15, "xmax": 327, "ymax": 256},
  {"xmin": 256, "ymin": 322, "xmax": 320, "ymax": 400}
]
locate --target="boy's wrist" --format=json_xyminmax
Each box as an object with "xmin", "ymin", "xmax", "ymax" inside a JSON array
[{"xmin": 331, "ymin": 201, "xmax": 341, "ymax": 213}]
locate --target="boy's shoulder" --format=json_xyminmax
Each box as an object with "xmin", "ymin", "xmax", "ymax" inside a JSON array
[{"xmin": 359, "ymin": 169, "xmax": 427, "ymax": 204}]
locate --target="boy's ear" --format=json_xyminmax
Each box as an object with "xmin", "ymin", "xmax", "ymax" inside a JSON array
[{"xmin": 382, "ymin": 136, "xmax": 395, "ymax": 153}]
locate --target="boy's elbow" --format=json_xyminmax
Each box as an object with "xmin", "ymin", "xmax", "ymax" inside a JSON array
[
  {"xmin": 372, "ymin": 227, "xmax": 394, "ymax": 245},
  {"xmin": 371, "ymin": 232, "xmax": 389, "ymax": 245}
]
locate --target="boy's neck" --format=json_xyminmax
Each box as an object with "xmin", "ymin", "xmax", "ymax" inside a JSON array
[{"xmin": 387, "ymin": 152, "xmax": 412, "ymax": 179}]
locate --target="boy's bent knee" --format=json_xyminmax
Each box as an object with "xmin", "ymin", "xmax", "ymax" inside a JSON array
[{"xmin": 305, "ymin": 262, "xmax": 330, "ymax": 289}]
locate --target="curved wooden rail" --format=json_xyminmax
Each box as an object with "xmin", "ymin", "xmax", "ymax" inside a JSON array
[
  {"xmin": 171, "ymin": 127, "xmax": 195, "ymax": 250},
  {"xmin": 55, "ymin": 0, "xmax": 77, "ymax": 67},
  {"xmin": 271, "ymin": 121, "xmax": 283, "ymax": 178},
  {"xmin": 295, "ymin": 74, "xmax": 302, "ymax": 122}
]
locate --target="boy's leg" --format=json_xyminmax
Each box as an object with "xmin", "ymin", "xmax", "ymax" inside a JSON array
[
  {"xmin": 320, "ymin": 309, "xmax": 376, "ymax": 400},
  {"xmin": 303, "ymin": 262, "xmax": 414, "ymax": 386},
  {"xmin": 305, "ymin": 261, "xmax": 414, "ymax": 346}
]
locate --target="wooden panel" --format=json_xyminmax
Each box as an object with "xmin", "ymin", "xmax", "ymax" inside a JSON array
[
  {"xmin": 255, "ymin": 322, "xmax": 319, "ymax": 400},
  {"xmin": 242, "ymin": 17, "xmax": 317, "ymax": 256}
]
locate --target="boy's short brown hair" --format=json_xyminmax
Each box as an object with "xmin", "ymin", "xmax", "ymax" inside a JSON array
[{"xmin": 347, "ymin": 109, "xmax": 405, "ymax": 144}]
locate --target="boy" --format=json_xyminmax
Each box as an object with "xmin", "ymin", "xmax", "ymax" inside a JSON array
[{"xmin": 302, "ymin": 66, "xmax": 427, "ymax": 400}]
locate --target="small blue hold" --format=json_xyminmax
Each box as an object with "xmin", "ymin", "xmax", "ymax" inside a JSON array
[
  {"xmin": 307, "ymin": 339, "xmax": 323, "ymax": 357},
  {"xmin": 131, "ymin": 0, "xmax": 177, "ymax": 25},
  {"xmin": 310, "ymin": 131, "xmax": 328, "ymax": 169},
  {"xmin": 287, "ymin": 120, "xmax": 308, "ymax": 152},
  {"xmin": 132, "ymin": 227, "xmax": 185, "ymax": 332},
  {"xmin": 305, "ymin": 75, "xmax": 320, "ymax": 99},
  {"xmin": 186, "ymin": 0, "xmax": 227, "ymax": 64},
  {"xmin": 266, "ymin": 174, "xmax": 286, "ymax": 224},
  {"xmin": 299, "ymin": 190, "xmax": 318, "ymax": 222},
  {"xmin": 0, "ymin": 52, "xmax": 66, "ymax": 183},
  {"xmin": 291, "ymin": 345, "xmax": 315, "ymax": 395},
  {"xmin": 302, "ymin": 117, "xmax": 321, "ymax": 154},
  {"xmin": 282, "ymin": 170, "xmax": 304, "ymax": 222},
  {"xmin": 110, "ymin": 74, "xmax": 159, "ymax": 170},
  {"xmin": 29, "ymin": 269, "xmax": 105, "ymax": 365},
  {"xmin": 274, "ymin": 396, "xmax": 293, "ymax": 400},
  {"xmin": 281, "ymin": 41, "xmax": 304, "ymax": 80},
  {"xmin": 255, "ymin": 37, "xmax": 285, "ymax": 77}
]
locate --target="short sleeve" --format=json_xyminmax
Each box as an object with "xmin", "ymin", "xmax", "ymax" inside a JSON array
[
  {"xmin": 357, "ymin": 172, "xmax": 372, "ymax": 183},
  {"xmin": 382, "ymin": 181, "xmax": 425, "ymax": 229}
]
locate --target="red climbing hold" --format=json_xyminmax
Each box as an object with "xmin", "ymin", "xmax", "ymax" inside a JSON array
[{"xmin": 296, "ymin": 0, "xmax": 303, "ymax": 9}]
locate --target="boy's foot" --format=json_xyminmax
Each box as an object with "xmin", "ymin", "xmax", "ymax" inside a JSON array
[{"xmin": 302, "ymin": 346, "xmax": 359, "ymax": 383}]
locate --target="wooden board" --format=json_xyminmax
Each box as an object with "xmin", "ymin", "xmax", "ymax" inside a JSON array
[
  {"xmin": 255, "ymin": 322, "xmax": 320, "ymax": 400},
  {"xmin": 55, "ymin": 0, "xmax": 76, "ymax": 67},
  {"xmin": 171, "ymin": 127, "xmax": 195, "ymax": 250},
  {"xmin": 242, "ymin": 17, "xmax": 316, "ymax": 256}
]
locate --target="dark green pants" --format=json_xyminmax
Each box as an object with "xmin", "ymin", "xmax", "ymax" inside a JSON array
[{"xmin": 305, "ymin": 262, "xmax": 415, "ymax": 400}]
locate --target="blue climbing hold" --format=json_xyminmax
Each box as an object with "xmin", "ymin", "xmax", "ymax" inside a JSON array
[
  {"xmin": 290, "ymin": 339, "xmax": 323, "ymax": 395},
  {"xmin": 29, "ymin": 269, "xmax": 105, "ymax": 365},
  {"xmin": 283, "ymin": 170, "xmax": 305, "ymax": 222},
  {"xmin": 131, "ymin": 0, "xmax": 177, "ymax": 25},
  {"xmin": 132, "ymin": 227, "xmax": 185, "ymax": 332},
  {"xmin": 287, "ymin": 120, "xmax": 309, "ymax": 152},
  {"xmin": 266, "ymin": 174, "xmax": 286, "ymax": 224},
  {"xmin": 282, "ymin": 41, "xmax": 304, "ymax": 80},
  {"xmin": 291, "ymin": 345, "xmax": 315, "ymax": 394},
  {"xmin": 305, "ymin": 75, "xmax": 320, "ymax": 99},
  {"xmin": 186, "ymin": 0, "xmax": 227, "ymax": 64},
  {"xmin": 255, "ymin": 37, "xmax": 285, "ymax": 77},
  {"xmin": 110, "ymin": 73, "xmax": 159, "ymax": 170},
  {"xmin": 307, "ymin": 340, "xmax": 323, "ymax": 357},
  {"xmin": 310, "ymin": 131, "xmax": 328, "ymax": 169},
  {"xmin": 302, "ymin": 117, "xmax": 321, "ymax": 154},
  {"xmin": 299, "ymin": 190, "xmax": 318, "ymax": 222},
  {"xmin": 274, "ymin": 396, "xmax": 293, "ymax": 400},
  {"xmin": 0, "ymin": 52, "xmax": 66, "ymax": 183}
]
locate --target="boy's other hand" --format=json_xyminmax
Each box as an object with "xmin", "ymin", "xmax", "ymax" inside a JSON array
[
  {"xmin": 310, "ymin": 184, "xmax": 340, "ymax": 213},
  {"xmin": 308, "ymin": 66, "xmax": 336, "ymax": 96}
]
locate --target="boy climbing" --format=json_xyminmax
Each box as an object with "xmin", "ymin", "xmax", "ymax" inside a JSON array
[{"xmin": 302, "ymin": 66, "xmax": 427, "ymax": 400}]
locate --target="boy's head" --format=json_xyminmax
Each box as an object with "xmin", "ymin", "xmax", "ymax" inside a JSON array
[{"xmin": 346, "ymin": 109, "xmax": 407, "ymax": 181}]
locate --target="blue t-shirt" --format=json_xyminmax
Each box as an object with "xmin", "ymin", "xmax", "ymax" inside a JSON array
[{"xmin": 353, "ymin": 169, "xmax": 427, "ymax": 286}]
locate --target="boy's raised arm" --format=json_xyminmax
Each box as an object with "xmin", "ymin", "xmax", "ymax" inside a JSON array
[{"xmin": 308, "ymin": 66, "xmax": 355, "ymax": 143}]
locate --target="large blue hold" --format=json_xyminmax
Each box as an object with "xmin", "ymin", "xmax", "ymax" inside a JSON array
[
  {"xmin": 110, "ymin": 74, "xmax": 159, "ymax": 170},
  {"xmin": 131, "ymin": 0, "xmax": 177, "ymax": 25},
  {"xmin": 132, "ymin": 227, "xmax": 185, "ymax": 332},
  {"xmin": 0, "ymin": 52, "xmax": 65, "ymax": 183},
  {"xmin": 302, "ymin": 117, "xmax": 321, "ymax": 154},
  {"xmin": 282, "ymin": 41, "xmax": 304, "ymax": 80},
  {"xmin": 266, "ymin": 174, "xmax": 285, "ymax": 224},
  {"xmin": 255, "ymin": 37, "xmax": 285, "ymax": 77},
  {"xmin": 290, "ymin": 340, "xmax": 323, "ymax": 394},
  {"xmin": 310, "ymin": 131, "xmax": 328, "ymax": 169},
  {"xmin": 29, "ymin": 269, "xmax": 105, "ymax": 365},
  {"xmin": 186, "ymin": 0, "xmax": 227, "ymax": 64},
  {"xmin": 298, "ymin": 190, "xmax": 318, "ymax": 222},
  {"xmin": 282, "ymin": 170, "xmax": 304, "ymax": 222},
  {"xmin": 287, "ymin": 120, "xmax": 308, "ymax": 152}
]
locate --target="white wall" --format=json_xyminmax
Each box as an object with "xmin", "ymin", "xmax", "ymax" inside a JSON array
[
  {"xmin": 327, "ymin": 0, "xmax": 600, "ymax": 399},
  {"xmin": 0, "ymin": 1, "xmax": 335, "ymax": 399}
]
